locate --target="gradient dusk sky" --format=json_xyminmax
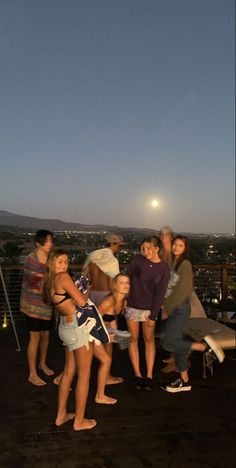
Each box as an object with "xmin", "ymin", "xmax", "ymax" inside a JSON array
[{"xmin": 0, "ymin": 0, "xmax": 235, "ymax": 233}]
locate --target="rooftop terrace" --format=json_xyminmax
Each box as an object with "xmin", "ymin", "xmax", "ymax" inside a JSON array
[{"xmin": 0, "ymin": 321, "xmax": 235, "ymax": 468}]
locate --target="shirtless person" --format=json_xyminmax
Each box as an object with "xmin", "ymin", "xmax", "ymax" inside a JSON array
[{"xmin": 83, "ymin": 233, "xmax": 125, "ymax": 306}]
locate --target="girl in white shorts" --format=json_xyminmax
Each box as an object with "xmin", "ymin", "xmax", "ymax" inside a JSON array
[{"xmin": 43, "ymin": 249, "xmax": 115, "ymax": 432}]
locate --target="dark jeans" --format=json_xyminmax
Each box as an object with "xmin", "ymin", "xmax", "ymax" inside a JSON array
[{"xmin": 161, "ymin": 301, "xmax": 192, "ymax": 372}]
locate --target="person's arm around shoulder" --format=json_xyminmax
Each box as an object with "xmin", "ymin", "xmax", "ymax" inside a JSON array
[{"xmin": 57, "ymin": 272, "xmax": 88, "ymax": 307}]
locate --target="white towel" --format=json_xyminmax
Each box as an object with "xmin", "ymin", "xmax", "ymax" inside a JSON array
[{"xmin": 83, "ymin": 248, "xmax": 120, "ymax": 279}]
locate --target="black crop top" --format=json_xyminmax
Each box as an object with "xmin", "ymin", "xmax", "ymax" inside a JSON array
[{"xmin": 53, "ymin": 291, "xmax": 71, "ymax": 305}]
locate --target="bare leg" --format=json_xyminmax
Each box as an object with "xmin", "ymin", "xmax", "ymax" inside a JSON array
[
  {"xmin": 55, "ymin": 348, "xmax": 76, "ymax": 426},
  {"xmin": 180, "ymin": 369, "xmax": 189, "ymax": 382},
  {"xmin": 94, "ymin": 344, "xmax": 117, "ymax": 404},
  {"xmin": 73, "ymin": 344, "xmax": 97, "ymax": 431},
  {"xmin": 142, "ymin": 321, "xmax": 156, "ymax": 379},
  {"xmin": 54, "ymin": 371, "xmax": 64, "ymax": 386},
  {"xmin": 172, "ymin": 343, "xmax": 208, "ymax": 384},
  {"xmin": 162, "ymin": 355, "xmax": 175, "ymax": 364},
  {"xmin": 161, "ymin": 361, "xmax": 178, "ymax": 373},
  {"xmin": 39, "ymin": 330, "xmax": 54, "ymax": 376},
  {"xmin": 106, "ymin": 376, "xmax": 124, "ymax": 384},
  {"xmin": 105, "ymin": 343, "xmax": 123, "ymax": 385},
  {"xmin": 161, "ymin": 355, "xmax": 191, "ymax": 373},
  {"xmin": 126, "ymin": 320, "xmax": 141, "ymax": 377},
  {"xmin": 27, "ymin": 331, "xmax": 46, "ymax": 386},
  {"xmin": 191, "ymin": 342, "xmax": 206, "ymax": 352}
]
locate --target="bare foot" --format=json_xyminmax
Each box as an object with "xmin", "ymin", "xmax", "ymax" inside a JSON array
[
  {"xmin": 95, "ymin": 395, "xmax": 117, "ymax": 405},
  {"xmin": 28, "ymin": 375, "xmax": 47, "ymax": 386},
  {"xmin": 53, "ymin": 373, "xmax": 63, "ymax": 386},
  {"xmin": 39, "ymin": 365, "xmax": 54, "ymax": 376},
  {"xmin": 106, "ymin": 376, "xmax": 124, "ymax": 385},
  {"xmin": 73, "ymin": 418, "xmax": 97, "ymax": 431},
  {"xmin": 55, "ymin": 413, "xmax": 75, "ymax": 426}
]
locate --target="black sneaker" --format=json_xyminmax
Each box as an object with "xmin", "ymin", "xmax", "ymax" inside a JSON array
[
  {"xmin": 144, "ymin": 377, "xmax": 153, "ymax": 391},
  {"xmin": 134, "ymin": 377, "xmax": 144, "ymax": 390},
  {"xmin": 203, "ymin": 335, "xmax": 225, "ymax": 363},
  {"xmin": 163, "ymin": 378, "xmax": 191, "ymax": 393}
]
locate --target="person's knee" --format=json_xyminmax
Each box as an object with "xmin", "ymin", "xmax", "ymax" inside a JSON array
[
  {"xmin": 143, "ymin": 335, "xmax": 155, "ymax": 345},
  {"xmin": 130, "ymin": 335, "xmax": 139, "ymax": 345},
  {"xmin": 102, "ymin": 353, "xmax": 112, "ymax": 367},
  {"xmin": 29, "ymin": 332, "xmax": 40, "ymax": 344},
  {"xmin": 161, "ymin": 336, "xmax": 172, "ymax": 352},
  {"xmin": 40, "ymin": 331, "xmax": 49, "ymax": 341}
]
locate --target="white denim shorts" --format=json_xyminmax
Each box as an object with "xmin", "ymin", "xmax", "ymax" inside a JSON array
[{"xmin": 58, "ymin": 315, "xmax": 90, "ymax": 351}]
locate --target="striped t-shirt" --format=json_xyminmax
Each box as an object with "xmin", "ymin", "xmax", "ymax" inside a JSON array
[{"xmin": 20, "ymin": 251, "xmax": 52, "ymax": 320}]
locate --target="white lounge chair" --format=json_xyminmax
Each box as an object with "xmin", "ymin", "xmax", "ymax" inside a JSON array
[{"xmin": 185, "ymin": 292, "xmax": 236, "ymax": 378}]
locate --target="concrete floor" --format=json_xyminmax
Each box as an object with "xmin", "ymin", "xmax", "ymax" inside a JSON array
[{"xmin": 0, "ymin": 321, "xmax": 235, "ymax": 468}]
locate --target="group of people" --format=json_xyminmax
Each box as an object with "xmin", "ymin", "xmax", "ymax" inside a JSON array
[{"xmin": 20, "ymin": 228, "xmax": 225, "ymax": 431}]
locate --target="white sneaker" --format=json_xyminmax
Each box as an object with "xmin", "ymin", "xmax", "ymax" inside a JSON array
[{"xmin": 203, "ymin": 335, "xmax": 225, "ymax": 363}]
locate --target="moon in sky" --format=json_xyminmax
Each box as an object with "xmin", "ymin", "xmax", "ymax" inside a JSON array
[{"xmin": 151, "ymin": 199, "xmax": 159, "ymax": 208}]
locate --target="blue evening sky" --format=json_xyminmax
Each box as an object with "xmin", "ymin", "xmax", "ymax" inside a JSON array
[{"xmin": 0, "ymin": 0, "xmax": 235, "ymax": 233}]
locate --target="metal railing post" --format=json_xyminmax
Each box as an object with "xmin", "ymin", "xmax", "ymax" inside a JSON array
[{"xmin": 221, "ymin": 267, "xmax": 229, "ymax": 320}]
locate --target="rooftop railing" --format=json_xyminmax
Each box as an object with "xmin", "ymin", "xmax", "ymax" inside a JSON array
[{"xmin": 0, "ymin": 263, "xmax": 235, "ymax": 325}]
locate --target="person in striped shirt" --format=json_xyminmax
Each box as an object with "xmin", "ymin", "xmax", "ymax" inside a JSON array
[{"xmin": 20, "ymin": 229, "xmax": 54, "ymax": 386}]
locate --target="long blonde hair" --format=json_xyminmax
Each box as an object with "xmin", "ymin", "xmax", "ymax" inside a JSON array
[
  {"xmin": 112, "ymin": 273, "xmax": 129, "ymax": 294},
  {"xmin": 43, "ymin": 249, "xmax": 69, "ymax": 304},
  {"xmin": 111, "ymin": 273, "xmax": 130, "ymax": 312}
]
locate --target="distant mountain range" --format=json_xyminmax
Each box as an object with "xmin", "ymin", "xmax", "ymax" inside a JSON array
[
  {"xmin": 0, "ymin": 210, "xmax": 232, "ymax": 237},
  {"xmin": 0, "ymin": 210, "xmax": 158, "ymax": 235}
]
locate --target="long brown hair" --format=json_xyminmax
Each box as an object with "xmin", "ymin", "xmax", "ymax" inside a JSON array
[
  {"xmin": 43, "ymin": 249, "xmax": 69, "ymax": 304},
  {"xmin": 172, "ymin": 235, "xmax": 189, "ymax": 272}
]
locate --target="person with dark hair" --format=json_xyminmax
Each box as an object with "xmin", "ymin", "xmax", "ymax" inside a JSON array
[
  {"xmin": 82, "ymin": 233, "xmax": 125, "ymax": 306},
  {"xmin": 161, "ymin": 235, "xmax": 225, "ymax": 393},
  {"xmin": 159, "ymin": 226, "xmax": 177, "ymax": 372},
  {"xmin": 20, "ymin": 229, "xmax": 54, "ymax": 386},
  {"xmin": 125, "ymin": 236, "xmax": 170, "ymax": 390}
]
